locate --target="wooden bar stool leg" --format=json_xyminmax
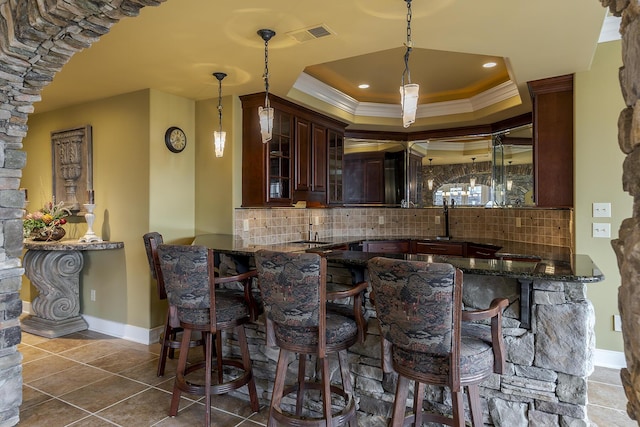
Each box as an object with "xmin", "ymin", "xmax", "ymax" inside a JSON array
[
  {"xmin": 467, "ymin": 384, "xmax": 483, "ymax": 426},
  {"xmin": 215, "ymin": 332, "xmax": 224, "ymax": 384},
  {"xmin": 269, "ymin": 348, "xmax": 290, "ymax": 427},
  {"xmin": 338, "ymin": 350, "xmax": 357, "ymax": 427},
  {"xmin": 391, "ymin": 375, "xmax": 410, "ymax": 427},
  {"xmin": 451, "ymin": 389, "xmax": 465, "ymax": 427},
  {"xmin": 204, "ymin": 331, "xmax": 213, "ymax": 427},
  {"xmin": 236, "ymin": 325, "xmax": 259, "ymax": 412},
  {"xmin": 157, "ymin": 309, "xmax": 172, "ymax": 376},
  {"xmin": 169, "ymin": 328, "xmax": 193, "ymax": 416},
  {"xmin": 295, "ymin": 354, "xmax": 306, "ymax": 416},
  {"xmin": 413, "ymin": 381, "xmax": 425, "ymax": 427},
  {"xmin": 321, "ymin": 356, "xmax": 333, "ymax": 427}
]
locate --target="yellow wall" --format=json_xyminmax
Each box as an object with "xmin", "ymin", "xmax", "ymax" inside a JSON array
[
  {"xmin": 575, "ymin": 40, "xmax": 630, "ymax": 352},
  {"xmin": 194, "ymin": 94, "xmax": 238, "ymax": 234},
  {"xmin": 22, "ymin": 89, "xmax": 197, "ymax": 330}
]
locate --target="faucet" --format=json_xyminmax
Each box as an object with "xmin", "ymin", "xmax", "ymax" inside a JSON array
[{"xmin": 438, "ymin": 199, "xmax": 453, "ymax": 240}]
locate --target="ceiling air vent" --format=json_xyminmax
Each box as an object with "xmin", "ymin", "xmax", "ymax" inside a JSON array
[{"xmin": 286, "ymin": 24, "xmax": 335, "ymax": 43}]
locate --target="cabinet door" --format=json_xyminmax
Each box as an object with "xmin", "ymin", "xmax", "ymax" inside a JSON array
[
  {"xmin": 328, "ymin": 129, "xmax": 343, "ymax": 204},
  {"xmin": 266, "ymin": 110, "xmax": 293, "ymax": 204},
  {"xmin": 295, "ymin": 118, "xmax": 310, "ymax": 192},
  {"xmin": 344, "ymin": 153, "xmax": 385, "ymax": 203},
  {"xmin": 312, "ymin": 124, "xmax": 327, "ymax": 192}
]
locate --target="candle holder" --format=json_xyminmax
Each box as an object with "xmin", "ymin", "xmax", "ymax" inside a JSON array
[{"xmin": 79, "ymin": 204, "xmax": 103, "ymax": 243}]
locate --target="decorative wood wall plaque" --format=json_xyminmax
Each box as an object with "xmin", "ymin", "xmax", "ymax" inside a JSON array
[{"xmin": 51, "ymin": 125, "xmax": 93, "ymax": 213}]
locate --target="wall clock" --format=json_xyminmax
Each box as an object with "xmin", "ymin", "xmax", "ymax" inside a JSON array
[{"xmin": 164, "ymin": 126, "xmax": 187, "ymax": 153}]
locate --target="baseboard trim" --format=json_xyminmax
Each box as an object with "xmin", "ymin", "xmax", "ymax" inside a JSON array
[
  {"xmin": 22, "ymin": 302, "xmax": 161, "ymax": 346},
  {"xmin": 594, "ymin": 348, "xmax": 627, "ymax": 369}
]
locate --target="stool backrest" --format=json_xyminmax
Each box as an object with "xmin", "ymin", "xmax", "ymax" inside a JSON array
[
  {"xmin": 156, "ymin": 244, "xmax": 215, "ymax": 313},
  {"xmin": 255, "ymin": 250, "xmax": 325, "ymax": 329},
  {"xmin": 368, "ymin": 257, "xmax": 462, "ymax": 356},
  {"xmin": 142, "ymin": 232, "xmax": 166, "ymax": 299}
]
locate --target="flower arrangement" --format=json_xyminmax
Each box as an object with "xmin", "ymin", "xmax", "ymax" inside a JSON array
[{"xmin": 23, "ymin": 201, "xmax": 70, "ymax": 240}]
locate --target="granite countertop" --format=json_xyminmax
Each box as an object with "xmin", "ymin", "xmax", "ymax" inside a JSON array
[
  {"xmin": 23, "ymin": 239, "xmax": 124, "ymax": 251},
  {"xmin": 191, "ymin": 234, "xmax": 602, "ymax": 283}
]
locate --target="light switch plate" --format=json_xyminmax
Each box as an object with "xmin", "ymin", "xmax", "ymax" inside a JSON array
[
  {"xmin": 592, "ymin": 223, "xmax": 611, "ymax": 238},
  {"xmin": 593, "ymin": 202, "xmax": 612, "ymax": 218},
  {"xmin": 378, "ymin": 216, "xmax": 385, "ymax": 225},
  {"xmin": 243, "ymin": 219, "xmax": 250, "ymax": 231}
]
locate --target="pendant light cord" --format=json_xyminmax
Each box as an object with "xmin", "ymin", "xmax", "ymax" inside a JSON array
[
  {"xmin": 402, "ymin": 0, "xmax": 413, "ymax": 87},
  {"xmin": 217, "ymin": 78, "xmax": 223, "ymax": 132},
  {"xmin": 263, "ymin": 37, "xmax": 270, "ymax": 108}
]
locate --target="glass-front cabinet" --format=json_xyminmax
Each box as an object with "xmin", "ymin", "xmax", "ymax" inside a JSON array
[
  {"xmin": 327, "ymin": 129, "xmax": 343, "ymax": 205},
  {"xmin": 267, "ymin": 111, "xmax": 292, "ymax": 203},
  {"xmin": 240, "ymin": 93, "xmax": 347, "ymax": 207}
]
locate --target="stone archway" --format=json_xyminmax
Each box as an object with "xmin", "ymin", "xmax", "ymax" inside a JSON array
[
  {"xmin": 0, "ymin": 1, "xmax": 163, "ymax": 424},
  {"xmin": 602, "ymin": 0, "xmax": 640, "ymax": 423}
]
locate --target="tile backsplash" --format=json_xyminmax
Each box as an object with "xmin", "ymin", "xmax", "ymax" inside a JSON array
[{"xmin": 234, "ymin": 207, "xmax": 573, "ymax": 249}]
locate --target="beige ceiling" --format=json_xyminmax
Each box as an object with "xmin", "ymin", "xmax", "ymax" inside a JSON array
[{"xmin": 35, "ymin": 0, "xmax": 610, "ymax": 132}]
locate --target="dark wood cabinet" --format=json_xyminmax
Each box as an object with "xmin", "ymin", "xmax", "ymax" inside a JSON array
[
  {"xmin": 343, "ymin": 152, "xmax": 385, "ymax": 204},
  {"xmin": 241, "ymin": 93, "xmax": 346, "ymax": 207},
  {"xmin": 528, "ymin": 74, "xmax": 574, "ymax": 207},
  {"xmin": 327, "ymin": 129, "xmax": 343, "ymax": 205},
  {"xmin": 412, "ymin": 241, "xmax": 464, "ymax": 256},
  {"xmin": 362, "ymin": 240, "xmax": 410, "ymax": 253}
]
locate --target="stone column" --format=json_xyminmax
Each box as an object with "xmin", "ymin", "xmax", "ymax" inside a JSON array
[{"xmin": 603, "ymin": 0, "xmax": 640, "ymax": 422}]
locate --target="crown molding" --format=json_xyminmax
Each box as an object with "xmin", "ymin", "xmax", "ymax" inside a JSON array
[{"xmin": 293, "ymin": 72, "xmax": 520, "ymax": 121}]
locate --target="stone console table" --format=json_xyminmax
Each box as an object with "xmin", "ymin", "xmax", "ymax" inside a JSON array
[{"xmin": 22, "ymin": 239, "xmax": 124, "ymax": 338}]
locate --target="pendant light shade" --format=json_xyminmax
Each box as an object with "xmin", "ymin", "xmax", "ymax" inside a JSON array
[
  {"xmin": 400, "ymin": 83, "xmax": 419, "ymax": 127},
  {"xmin": 427, "ymin": 158, "xmax": 434, "ymax": 190},
  {"xmin": 258, "ymin": 29, "xmax": 276, "ymax": 144},
  {"xmin": 469, "ymin": 157, "xmax": 477, "ymax": 188},
  {"xmin": 400, "ymin": 0, "xmax": 419, "ymax": 128},
  {"xmin": 213, "ymin": 72, "xmax": 227, "ymax": 158},
  {"xmin": 506, "ymin": 161, "xmax": 513, "ymax": 190}
]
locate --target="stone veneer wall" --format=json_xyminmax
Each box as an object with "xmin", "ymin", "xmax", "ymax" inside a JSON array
[
  {"xmin": 234, "ymin": 207, "xmax": 573, "ymax": 249},
  {"xmin": 0, "ymin": 1, "xmax": 166, "ymax": 425},
  {"xmin": 603, "ymin": 0, "xmax": 640, "ymax": 423}
]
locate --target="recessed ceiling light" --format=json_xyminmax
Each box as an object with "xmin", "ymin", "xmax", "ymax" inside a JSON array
[
  {"xmin": 358, "ymin": 83, "xmax": 370, "ymax": 89},
  {"xmin": 483, "ymin": 62, "xmax": 497, "ymax": 68}
]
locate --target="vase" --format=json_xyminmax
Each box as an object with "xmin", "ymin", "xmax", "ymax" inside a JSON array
[{"xmin": 30, "ymin": 226, "xmax": 66, "ymax": 241}]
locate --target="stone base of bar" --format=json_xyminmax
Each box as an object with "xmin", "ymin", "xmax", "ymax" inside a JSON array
[{"xmin": 21, "ymin": 315, "xmax": 88, "ymax": 338}]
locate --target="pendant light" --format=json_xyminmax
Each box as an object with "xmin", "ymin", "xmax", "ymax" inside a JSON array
[
  {"xmin": 469, "ymin": 157, "xmax": 477, "ymax": 188},
  {"xmin": 213, "ymin": 72, "xmax": 227, "ymax": 158},
  {"xmin": 427, "ymin": 158, "xmax": 434, "ymax": 190},
  {"xmin": 258, "ymin": 29, "xmax": 276, "ymax": 143},
  {"xmin": 400, "ymin": 0, "xmax": 419, "ymax": 128},
  {"xmin": 506, "ymin": 161, "xmax": 513, "ymax": 191}
]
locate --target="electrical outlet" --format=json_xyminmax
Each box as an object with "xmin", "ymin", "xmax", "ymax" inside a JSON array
[
  {"xmin": 592, "ymin": 223, "xmax": 611, "ymax": 238},
  {"xmin": 516, "ymin": 217, "xmax": 522, "ymax": 228},
  {"xmin": 378, "ymin": 216, "xmax": 385, "ymax": 225},
  {"xmin": 243, "ymin": 219, "xmax": 250, "ymax": 231},
  {"xmin": 90, "ymin": 289, "xmax": 96, "ymax": 302},
  {"xmin": 435, "ymin": 216, "xmax": 440, "ymax": 225},
  {"xmin": 593, "ymin": 202, "xmax": 612, "ymax": 218},
  {"xmin": 614, "ymin": 314, "xmax": 622, "ymax": 332},
  {"xmin": 314, "ymin": 216, "xmax": 320, "ymax": 226}
]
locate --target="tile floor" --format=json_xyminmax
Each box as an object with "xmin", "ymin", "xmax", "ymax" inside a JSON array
[{"xmin": 19, "ymin": 329, "xmax": 637, "ymax": 426}]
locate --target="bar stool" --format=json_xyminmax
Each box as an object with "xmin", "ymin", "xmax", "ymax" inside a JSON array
[
  {"xmin": 368, "ymin": 257, "xmax": 507, "ymax": 427},
  {"xmin": 143, "ymin": 232, "xmax": 204, "ymax": 376},
  {"xmin": 156, "ymin": 244, "xmax": 260, "ymax": 425},
  {"xmin": 255, "ymin": 249, "xmax": 367, "ymax": 427}
]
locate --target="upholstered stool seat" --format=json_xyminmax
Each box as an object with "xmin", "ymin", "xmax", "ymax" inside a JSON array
[
  {"xmin": 156, "ymin": 244, "xmax": 260, "ymax": 426},
  {"xmin": 368, "ymin": 257, "xmax": 507, "ymax": 427},
  {"xmin": 255, "ymin": 249, "xmax": 367, "ymax": 427}
]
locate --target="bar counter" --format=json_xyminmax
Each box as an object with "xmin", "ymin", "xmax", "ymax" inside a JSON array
[{"xmin": 193, "ymin": 233, "xmax": 602, "ymax": 425}]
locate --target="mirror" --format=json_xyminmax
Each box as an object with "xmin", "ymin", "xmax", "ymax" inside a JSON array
[{"xmin": 343, "ymin": 123, "xmax": 533, "ymax": 207}]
